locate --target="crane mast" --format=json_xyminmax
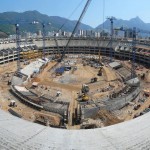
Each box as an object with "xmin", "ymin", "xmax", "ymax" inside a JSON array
[{"xmin": 107, "ymin": 16, "xmax": 116, "ymax": 62}]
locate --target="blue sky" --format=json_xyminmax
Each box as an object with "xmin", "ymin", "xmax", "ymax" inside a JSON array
[{"xmin": 0, "ymin": 0, "xmax": 150, "ymax": 27}]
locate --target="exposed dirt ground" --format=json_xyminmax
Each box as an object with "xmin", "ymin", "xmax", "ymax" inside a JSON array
[
  {"xmin": 0, "ymin": 61, "xmax": 43, "ymax": 122},
  {"xmin": 0, "ymin": 58, "xmax": 149, "ymax": 129},
  {"xmin": 32, "ymin": 59, "xmax": 122, "ymax": 103}
]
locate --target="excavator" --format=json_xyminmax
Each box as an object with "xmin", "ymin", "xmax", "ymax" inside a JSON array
[
  {"xmin": 97, "ymin": 66, "xmax": 103, "ymax": 76},
  {"xmin": 78, "ymin": 84, "xmax": 90, "ymax": 101}
]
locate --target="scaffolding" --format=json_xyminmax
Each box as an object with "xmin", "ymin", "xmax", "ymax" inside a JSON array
[{"xmin": 20, "ymin": 50, "xmax": 42, "ymax": 60}]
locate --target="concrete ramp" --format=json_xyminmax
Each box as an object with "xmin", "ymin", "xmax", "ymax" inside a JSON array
[{"xmin": 103, "ymin": 66, "xmax": 118, "ymax": 81}]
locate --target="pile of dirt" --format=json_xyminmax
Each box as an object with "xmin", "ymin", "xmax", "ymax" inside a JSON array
[{"xmin": 31, "ymin": 77, "xmax": 41, "ymax": 82}]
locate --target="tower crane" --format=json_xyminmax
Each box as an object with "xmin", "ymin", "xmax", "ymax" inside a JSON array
[
  {"xmin": 42, "ymin": 23, "xmax": 46, "ymax": 59},
  {"xmin": 107, "ymin": 16, "xmax": 116, "ymax": 62},
  {"xmin": 61, "ymin": 0, "xmax": 92, "ymax": 61},
  {"xmin": 41, "ymin": 23, "xmax": 51, "ymax": 59},
  {"xmin": 31, "ymin": 21, "xmax": 51, "ymax": 59}
]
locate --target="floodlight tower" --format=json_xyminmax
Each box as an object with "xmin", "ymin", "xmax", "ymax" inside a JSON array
[
  {"xmin": 42, "ymin": 23, "xmax": 46, "ymax": 59},
  {"xmin": 131, "ymin": 27, "xmax": 136, "ymax": 78},
  {"xmin": 31, "ymin": 21, "xmax": 51, "ymax": 59},
  {"xmin": 15, "ymin": 23, "xmax": 21, "ymax": 72},
  {"xmin": 42, "ymin": 23, "xmax": 51, "ymax": 59},
  {"xmin": 107, "ymin": 16, "xmax": 116, "ymax": 62}
]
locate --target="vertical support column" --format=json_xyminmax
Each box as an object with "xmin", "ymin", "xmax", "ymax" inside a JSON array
[
  {"xmin": 107, "ymin": 17, "xmax": 115, "ymax": 62},
  {"xmin": 3, "ymin": 52, "xmax": 4, "ymax": 64},
  {"xmin": 7, "ymin": 50, "xmax": 9, "ymax": 63},
  {"xmin": 15, "ymin": 24, "xmax": 21, "ymax": 72},
  {"xmin": 110, "ymin": 19, "xmax": 114, "ymax": 62},
  {"xmin": 131, "ymin": 27, "xmax": 136, "ymax": 78},
  {"xmin": 42, "ymin": 23, "xmax": 46, "ymax": 59}
]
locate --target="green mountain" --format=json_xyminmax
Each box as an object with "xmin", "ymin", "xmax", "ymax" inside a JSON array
[
  {"xmin": 96, "ymin": 16, "xmax": 150, "ymax": 32},
  {"xmin": 0, "ymin": 31, "xmax": 8, "ymax": 38},
  {"xmin": 0, "ymin": 10, "xmax": 93, "ymax": 35}
]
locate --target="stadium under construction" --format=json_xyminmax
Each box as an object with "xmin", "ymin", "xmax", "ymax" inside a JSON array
[
  {"xmin": 0, "ymin": 36, "xmax": 149, "ymax": 149},
  {"xmin": 0, "ymin": 0, "xmax": 150, "ymax": 149}
]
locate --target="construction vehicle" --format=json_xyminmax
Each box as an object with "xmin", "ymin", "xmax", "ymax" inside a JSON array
[
  {"xmin": 81, "ymin": 84, "xmax": 89, "ymax": 93},
  {"xmin": 91, "ymin": 77, "xmax": 98, "ymax": 83},
  {"xmin": 77, "ymin": 84, "xmax": 90, "ymax": 101},
  {"xmin": 82, "ymin": 93, "xmax": 89, "ymax": 101},
  {"xmin": 9, "ymin": 100, "xmax": 17, "ymax": 107},
  {"xmin": 97, "ymin": 66, "xmax": 103, "ymax": 76}
]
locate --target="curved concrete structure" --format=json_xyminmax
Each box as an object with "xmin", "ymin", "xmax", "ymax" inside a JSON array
[
  {"xmin": 0, "ymin": 38, "xmax": 150, "ymax": 66},
  {"xmin": 0, "ymin": 109, "xmax": 150, "ymax": 149},
  {"xmin": 0, "ymin": 38, "xmax": 150, "ymax": 149}
]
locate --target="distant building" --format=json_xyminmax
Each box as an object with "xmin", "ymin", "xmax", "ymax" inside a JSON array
[
  {"xmin": 37, "ymin": 30, "xmax": 42, "ymax": 37},
  {"xmin": 66, "ymin": 32, "xmax": 72, "ymax": 37},
  {"xmin": 124, "ymin": 29, "xmax": 133, "ymax": 38}
]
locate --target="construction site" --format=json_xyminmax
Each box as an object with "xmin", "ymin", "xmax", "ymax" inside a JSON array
[
  {"xmin": 0, "ymin": 4, "xmax": 149, "ymax": 131},
  {"xmin": 0, "ymin": 38, "xmax": 149, "ymax": 129},
  {"xmin": 0, "ymin": 0, "xmax": 149, "ymax": 130},
  {"xmin": 0, "ymin": 0, "xmax": 150, "ymax": 149}
]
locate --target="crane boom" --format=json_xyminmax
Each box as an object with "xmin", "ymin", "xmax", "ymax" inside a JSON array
[{"xmin": 61, "ymin": 0, "xmax": 92, "ymax": 60}]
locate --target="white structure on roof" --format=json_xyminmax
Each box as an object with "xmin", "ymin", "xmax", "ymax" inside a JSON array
[
  {"xmin": 0, "ymin": 108, "xmax": 150, "ymax": 149},
  {"xmin": 21, "ymin": 59, "xmax": 45, "ymax": 77}
]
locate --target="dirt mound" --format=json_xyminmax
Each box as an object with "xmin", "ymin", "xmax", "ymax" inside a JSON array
[{"xmin": 31, "ymin": 77, "xmax": 41, "ymax": 82}]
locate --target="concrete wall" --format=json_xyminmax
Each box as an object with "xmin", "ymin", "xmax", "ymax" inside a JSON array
[
  {"xmin": 104, "ymin": 86, "xmax": 141, "ymax": 111},
  {"xmin": 0, "ymin": 38, "xmax": 150, "ymax": 66}
]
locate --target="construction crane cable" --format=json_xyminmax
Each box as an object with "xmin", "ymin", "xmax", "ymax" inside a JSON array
[
  {"xmin": 61, "ymin": 0, "xmax": 92, "ymax": 60},
  {"xmin": 96, "ymin": 0, "xmax": 106, "ymax": 59},
  {"xmin": 57, "ymin": 0, "xmax": 85, "ymax": 32},
  {"xmin": 102, "ymin": 0, "xmax": 105, "ymax": 34},
  {"xmin": 54, "ymin": 0, "xmax": 85, "ymax": 58}
]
